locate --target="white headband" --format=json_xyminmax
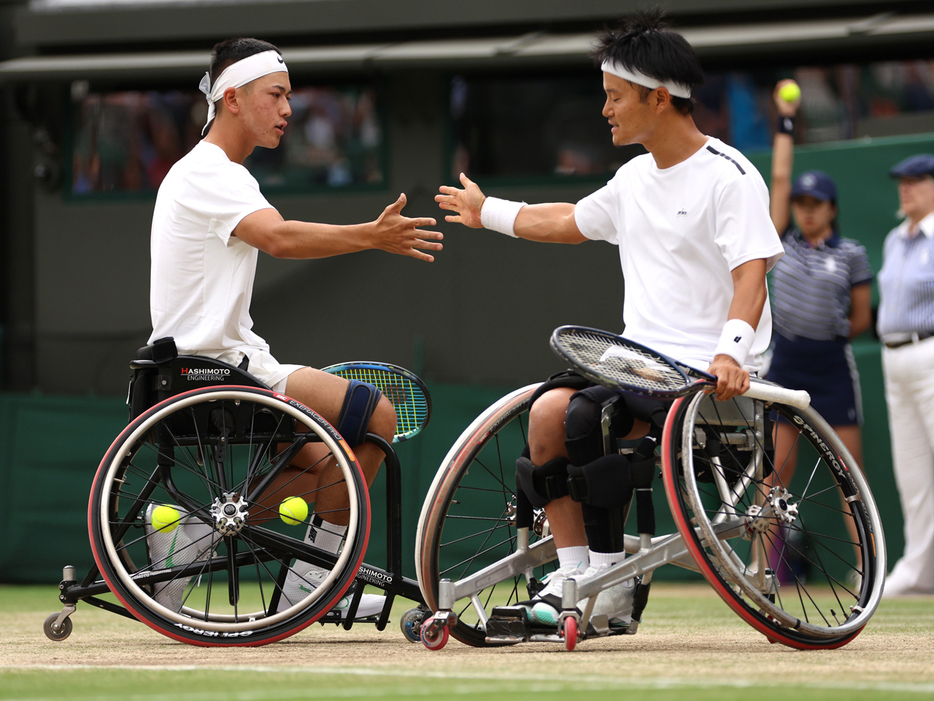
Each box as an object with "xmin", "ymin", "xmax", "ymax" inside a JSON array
[
  {"xmin": 600, "ymin": 60, "xmax": 691, "ymax": 99},
  {"xmin": 199, "ymin": 50, "xmax": 289, "ymax": 133}
]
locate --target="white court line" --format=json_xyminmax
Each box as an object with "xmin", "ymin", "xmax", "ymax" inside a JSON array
[{"xmin": 1, "ymin": 664, "xmax": 933, "ymax": 697}]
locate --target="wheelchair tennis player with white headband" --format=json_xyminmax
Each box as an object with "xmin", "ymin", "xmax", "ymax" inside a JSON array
[
  {"xmin": 146, "ymin": 37, "xmax": 442, "ymax": 621},
  {"xmin": 436, "ymin": 10, "xmax": 785, "ymax": 631}
]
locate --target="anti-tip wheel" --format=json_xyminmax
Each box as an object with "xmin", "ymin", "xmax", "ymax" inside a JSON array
[
  {"xmin": 43, "ymin": 613, "xmax": 73, "ymax": 641},
  {"xmin": 562, "ymin": 617, "xmax": 578, "ymax": 652}
]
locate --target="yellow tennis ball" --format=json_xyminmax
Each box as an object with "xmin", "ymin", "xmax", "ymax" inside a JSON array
[
  {"xmin": 779, "ymin": 82, "xmax": 801, "ymax": 103},
  {"xmin": 279, "ymin": 497, "xmax": 308, "ymax": 526},
  {"xmin": 151, "ymin": 505, "xmax": 181, "ymax": 533}
]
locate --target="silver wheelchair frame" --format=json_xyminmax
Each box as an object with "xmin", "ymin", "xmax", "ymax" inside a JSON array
[{"xmin": 415, "ymin": 378, "xmax": 885, "ymax": 651}]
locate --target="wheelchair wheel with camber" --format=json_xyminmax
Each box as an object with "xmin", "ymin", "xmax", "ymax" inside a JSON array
[
  {"xmin": 88, "ymin": 385, "xmax": 370, "ymax": 646},
  {"xmin": 661, "ymin": 391, "xmax": 885, "ymax": 649},
  {"xmin": 415, "ymin": 384, "xmax": 561, "ymax": 647}
]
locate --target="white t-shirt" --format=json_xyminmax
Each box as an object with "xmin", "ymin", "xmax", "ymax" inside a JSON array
[
  {"xmin": 149, "ymin": 140, "xmax": 300, "ymax": 388},
  {"xmin": 574, "ymin": 137, "xmax": 784, "ymax": 372}
]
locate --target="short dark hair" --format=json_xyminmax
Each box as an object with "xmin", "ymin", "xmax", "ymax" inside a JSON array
[
  {"xmin": 209, "ymin": 37, "xmax": 281, "ymax": 86},
  {"xmin": 203, "ymin": 38, "xmax": 281, "ymax": 135},
  {"xmin": 592, "ymin": 10, "xmax": 704, "ymax": 115}
]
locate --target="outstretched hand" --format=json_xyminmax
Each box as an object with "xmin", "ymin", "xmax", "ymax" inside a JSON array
[
  {"xmin": 435, "ymin": 173, "xmax": 486, "ymax": 229},
  {"xmin": 373, "ymin": 193, "xmax": 443, "ymax": 262}
]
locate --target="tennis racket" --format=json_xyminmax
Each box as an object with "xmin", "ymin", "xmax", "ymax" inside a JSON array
[
  {"xmin": 323, "ymin": 361, "xmax": 432, "ymax": 442},
  {"xmin": 549, "ymin": 325, "xmax": 810, "ymax": 410}
]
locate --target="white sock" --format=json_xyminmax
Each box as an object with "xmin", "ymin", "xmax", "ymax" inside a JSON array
[
  {"xmin": 304, "ymin": 513, "xmax": 383, "ymax": 608},
  {"xmin": 589, "ymin": 550, "xmax": 625, "ymax": 569},
  {"xmin": 304, "ymin": 514, "xmax": 347, "ymax": 555},
  {"xmin": 556, "ymin": 546, "xmax": 590, "ymax": 572}
]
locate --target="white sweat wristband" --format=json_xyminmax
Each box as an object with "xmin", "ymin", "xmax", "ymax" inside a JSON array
[
  {"xmin": 714, "ymin": 319, "xmax": 756, "ymax": 366},
  {"xmin": 480, "ymin": 197, "xmax": 525, "ymax": 238}
]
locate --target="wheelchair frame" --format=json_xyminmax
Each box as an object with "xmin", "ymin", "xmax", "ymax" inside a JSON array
[
  {"xmin": 44, "ymin": 343, "xmax": 429, "ymax": 647},
  {"xmin": 414, "ymin": 379, "xmax": 886, "ymax": 651}
]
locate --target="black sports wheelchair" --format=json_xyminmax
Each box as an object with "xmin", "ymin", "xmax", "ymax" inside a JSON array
[{"xmin": 44, "ymin": 337, "xmax": 433, "ymax": 647}]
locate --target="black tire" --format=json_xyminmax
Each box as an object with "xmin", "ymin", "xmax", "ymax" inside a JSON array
[
  {"xmin": 43, "ymin": 613, "xmax": 73, "ymax": 641},
  {"xmin": 89, "ymin": 386, "xmax": 370, "ymax": 646},
  {"xmin": 415, "ymin": 384, "xmax": 557, "ymax": 647},
  {"xmin": 399, "ymin": 607, "xmax": 428, "ymax": 643},
  {"xmin": 661, "ymin": 391, "xmax": 885, "ymax": 649}
]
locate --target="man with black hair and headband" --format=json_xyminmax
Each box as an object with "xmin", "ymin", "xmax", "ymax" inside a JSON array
[
  {"xmin": 146, "ymin": 38, "xmax": 443, "ymax": 619},
  {"xmin": 437, "ymin": 12, "xmax": 783, "ymax": 629}
]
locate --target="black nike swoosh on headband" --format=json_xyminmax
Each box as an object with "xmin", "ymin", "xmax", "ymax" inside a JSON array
[{"xmin": 277, "ymin": 56, "xmax": 284, "ymax": 63}]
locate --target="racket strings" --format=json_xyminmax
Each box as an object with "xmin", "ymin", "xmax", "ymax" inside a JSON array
[
  {"xmin": 331, "ymin": 367, "xmax": 428, "ymax": 438},
  {"xmin": 561, "ymin": 332, "xmax": 686, "ymax": 392}
]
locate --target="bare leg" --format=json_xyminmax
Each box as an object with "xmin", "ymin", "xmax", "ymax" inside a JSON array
[
  {"xmin": 529, "ymin": 388, "xmax": 587, "ymax": 549},
  {"xmin": 255, "ymin": 367, "xmax": 396, "ymax": 526},
  {"xmin": 530, "ymin": 389, "xmax": 651, "ymax": 550}
]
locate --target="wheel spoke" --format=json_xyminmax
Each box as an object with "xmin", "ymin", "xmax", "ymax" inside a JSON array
[
  {"xmin": 663, "ymin": 392, "xmax": 884, "ymax": 649},
  {"xmin": 89, "ymin": 387, "xmax": 371, "ymax": 645},
  {"xmin": 417, "ymin": 386, "xmax": 552, "ymax": 646}
]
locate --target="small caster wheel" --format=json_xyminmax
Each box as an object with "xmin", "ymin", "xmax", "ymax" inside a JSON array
[
  {"xmin": 43, "ymin": 613, "xmax": 73, "ymax": 641},
  {"xmin": 420, "ymin": 620, "xmax": 449, "ymax": 650},
  {"xmin": 562, "ymin": 617, "xmax": 578, "ymax": 652},
  {"xmin": 400, "ymin": 607, "xmax": 427, "ymax": 644}
]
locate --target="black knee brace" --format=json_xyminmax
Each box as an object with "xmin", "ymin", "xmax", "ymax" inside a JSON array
[
  {"xmin": 566, "ymin": 443, "xmax": 657, "ymax": 509},
  {"xmin": 581, "ymin": 502, "xmax": 628, "ymax": 554},
  {"xmin": 566, "ymin": 454, "xmax": 634, "ymax": 509},
  {"xmin": 515, "ymin": 456, "xmax": 571, "ymax": 508},
  {"xmin": 565, "ymin": 386, "xmax": 633, "ymax": 466}
]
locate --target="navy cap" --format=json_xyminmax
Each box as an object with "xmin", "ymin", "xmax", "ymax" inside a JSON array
[
  {"xmin": 890, "ymin": 154, "xmax": 934, "ymax": 179},
  {"xmin": 791, "ymin": 171, "xmax": 837, "ymax": 202}
]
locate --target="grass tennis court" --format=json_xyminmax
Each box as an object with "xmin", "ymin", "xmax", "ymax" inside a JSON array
[{"xmin": 2, "ymin": 582, "xmax": 932, "ymax": 700}]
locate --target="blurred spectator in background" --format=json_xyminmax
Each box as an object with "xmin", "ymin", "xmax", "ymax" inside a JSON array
[{"xmin": 876, "ymin": 153, "xmax": 934, "ymax": 598}]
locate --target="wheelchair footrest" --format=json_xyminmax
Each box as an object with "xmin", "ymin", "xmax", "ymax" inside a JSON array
[
  {"xmin": 485, "ymin": 605, "xmax": 532, "ymax": 644},
  {"xmin": 319, "ymin": 612, "xmax": 381, "ymax": 626}
]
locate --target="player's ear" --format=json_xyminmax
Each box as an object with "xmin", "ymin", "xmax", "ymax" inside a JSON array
[
  {"xmin": 653, "ymin": 87, "xmax": 672, "ymax": 111},
  {"xmin": 222, "ymin": 87, "xmax": 241, "ymax": 115}
]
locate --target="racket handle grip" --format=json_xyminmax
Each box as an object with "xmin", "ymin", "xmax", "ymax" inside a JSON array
[{"xmin": 743, "ymin": 382, "xmax": 811, "ymax": 411}]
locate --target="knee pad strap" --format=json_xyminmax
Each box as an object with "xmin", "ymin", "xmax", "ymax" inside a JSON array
[
  {"xmin": 515, "ymin": 456, "xmax": 570, "ymax": 508},
  {"xmin": 630, "ymin": 437, "xmax": 658, "ymax": 488},
  {"xmin": 567, "ymin": 454, "xmax": 634, "ymax": 509},
  {"xmin": 336, "ymin": 379, "xmax": 382, "ymax": 446}
]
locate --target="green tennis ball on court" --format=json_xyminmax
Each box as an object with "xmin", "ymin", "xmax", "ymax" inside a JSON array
[
  {"xmin": 279, "ymin": 497, "xmax": 308, "ymax": 526},
  {"xmin": 151, "ymin": 505, "xmax": 181, "ymax": 533},
  {"xmin": 779, "ymin": 82, "xmax": 801, "ymax": 103}
]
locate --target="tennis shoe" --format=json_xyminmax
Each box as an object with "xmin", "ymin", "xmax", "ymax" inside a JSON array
[
  {"xmin": 530, "ymin": 563, "xmax": 634, "ymax": 628},
  {"xmin": 277, "ymin": 563, "xmax": 385, "ymax": 619},
  {"xmin": 144, "ymin": 503, "xmax": 219, "ymax": 610},
  {"xmin": 582, "ymin": 563, "xmax": 635, "ymax": 626},
  {"xmin": 527, "ymin": 564, "xmax": 583, "ymax": 626}
]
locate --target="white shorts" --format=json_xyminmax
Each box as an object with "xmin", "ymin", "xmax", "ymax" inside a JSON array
[{"xmin": 197, "ymin": 347, "xmax": 303, "ymax": 394}]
